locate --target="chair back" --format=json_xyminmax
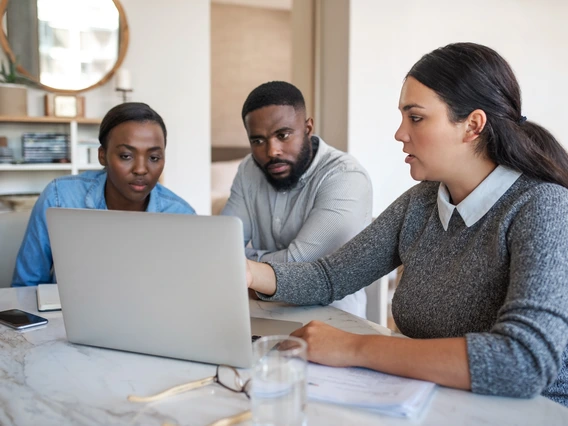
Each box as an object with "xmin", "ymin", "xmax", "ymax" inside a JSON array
[{"xmin": 0, "ymin": 211, "xmax": 31, "ymax": 288}]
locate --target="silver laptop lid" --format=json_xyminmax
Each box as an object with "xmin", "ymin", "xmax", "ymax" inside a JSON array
[{"xmin": 47, "ymin": 208, "xmax": 253, "ymax": 367}]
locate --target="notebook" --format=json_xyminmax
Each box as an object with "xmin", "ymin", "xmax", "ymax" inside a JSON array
[{"xmin": 37, "ymin": 284, "xmax": 62, "ymax": 312}]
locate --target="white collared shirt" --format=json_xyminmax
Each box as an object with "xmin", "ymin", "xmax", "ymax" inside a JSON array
[{"xmin": 437, "ymin": 165, "xmax": 522, "ymax": 231}]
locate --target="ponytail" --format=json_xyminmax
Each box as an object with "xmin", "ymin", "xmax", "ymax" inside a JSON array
[{"xmin": 479, "ymin": 119, "xmax": 568, "ymax": 189}]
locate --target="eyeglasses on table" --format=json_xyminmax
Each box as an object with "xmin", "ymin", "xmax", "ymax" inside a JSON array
[{"xmin": 128, "ymin": 364, "xmax": 252, "ymax": 426}]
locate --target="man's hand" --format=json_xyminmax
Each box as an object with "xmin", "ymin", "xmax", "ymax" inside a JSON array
[
  {"xmin": 245, "ymin": 259, "xmax": 277, "ymax": 296},
  {"xmin": 290, "ymin": 320, "xmax": 362, "ymax": 367}
]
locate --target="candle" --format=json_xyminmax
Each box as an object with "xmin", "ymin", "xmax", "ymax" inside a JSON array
[{"xmin": 116, "ymin": 69, "xmax": 131, "ymax": 90}]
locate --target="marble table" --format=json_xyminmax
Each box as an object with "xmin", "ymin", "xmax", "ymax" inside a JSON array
[{"xmin": 1, "ymin": 287, "xmax": 567, "ymax": 426}]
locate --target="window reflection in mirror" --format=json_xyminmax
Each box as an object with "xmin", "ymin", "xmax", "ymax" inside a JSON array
[{"xmin": 5, "ymin": 0, "xmax": 120, "ymax": 91}]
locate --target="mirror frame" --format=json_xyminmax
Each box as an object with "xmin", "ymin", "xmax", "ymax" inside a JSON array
[{"xmin": 0, "ymin": 0, "xmax": 129, "ymax": 93}]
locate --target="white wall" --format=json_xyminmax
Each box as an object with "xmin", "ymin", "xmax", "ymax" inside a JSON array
[
  {"xmin": 317, "ymin": 0, "xmax": 349, "ymax": 152},
  {"xmin": 120, "ymin": 0, "xmax": 211, "ymax": 214},
  {"xmin": 348, "ymin": 0, "xmax": 568, "ymax": 216},
  {"xmin": 291, "ymin": 0, "xmax": 315, "ymax": 117}
]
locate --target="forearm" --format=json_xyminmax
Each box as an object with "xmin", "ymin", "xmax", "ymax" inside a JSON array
[
  {"xmin": 252, "ymin": 188, "xmax": 414, "ymax": 305},
  {"xmin": 352, "ymin": 335, "xmax": 471, "ymax": 390}
]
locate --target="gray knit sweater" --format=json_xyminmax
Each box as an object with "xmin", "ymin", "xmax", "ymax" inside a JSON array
[{"xmin": 260, "ymin": 175, "xmax": 568, "ymax": 406}]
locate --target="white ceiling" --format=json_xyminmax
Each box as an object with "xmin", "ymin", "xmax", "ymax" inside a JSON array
[{"xmin": 211, "ymin": 0, "xmax": 292, "ymax": 11}]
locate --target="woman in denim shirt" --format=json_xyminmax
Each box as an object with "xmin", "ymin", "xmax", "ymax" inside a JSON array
[{"xmin": 12, "ymin": 102, "xmax": 195, "ymax": 286}]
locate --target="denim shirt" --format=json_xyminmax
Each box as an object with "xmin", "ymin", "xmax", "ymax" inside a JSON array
[{"xmin": 12, "ymin": 170, "xmax": 195, "ymax": 286}]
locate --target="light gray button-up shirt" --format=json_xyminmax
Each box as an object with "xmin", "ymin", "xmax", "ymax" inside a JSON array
[{"xmin": 222, "ymin": 137, "xmax": 373, "ymax": 317}]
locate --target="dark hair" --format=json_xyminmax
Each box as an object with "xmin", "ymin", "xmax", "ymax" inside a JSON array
[
  {"xmin": 407, "ymin": 42, "xmax": 568, "ymax": 189},
  {"xmin": 98, "ymin": 102, "xmax": 167, "ymax": 149},
  {"xmin": 241, "ymin": 81, "xmax": 306, "ymax": 121}
]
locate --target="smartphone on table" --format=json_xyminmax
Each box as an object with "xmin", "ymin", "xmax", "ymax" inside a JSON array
[{"xmin": 0, "ymin": 309, "xmax": 48, "ymax": 330}]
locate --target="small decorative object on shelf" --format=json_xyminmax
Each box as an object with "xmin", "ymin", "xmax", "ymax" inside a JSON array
[
  {"xmin": 0, "ymin": 57, "xmax": 37, "ymax": 117},
  {"xmin": 77, "ymin": 138, "xmax": 101, "ymax": 166},
  {"xmin": 115, "ymin": 68, "xmax": 133, "ymax": 103},
  {"xmin": 0, "ymin": 57, "xmax": 34, "ymax": 85},
  {"xmin": 0, "ymin": 135, "xmax": 13, "ymax": 164},
  {"xmin": 0, "ymin": 83, "xmax": 27, "ymax": 117},
  {"xmin": 44, "ymin": 94, "xmax": 85, "ymax": 118}
]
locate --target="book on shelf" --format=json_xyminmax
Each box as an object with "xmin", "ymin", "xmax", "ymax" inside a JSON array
[
  {"xmin": 0, "ymin": 146, "xmax": 14, "ymax": 163},
  {"xmin": 22, "ymin": 132, "xmax": 70, "ymax": 163}
]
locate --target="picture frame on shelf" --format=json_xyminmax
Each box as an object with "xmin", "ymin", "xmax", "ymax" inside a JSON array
[{"xmin": 44, "ymin": 94, "xmax": 85, "ymax": 118}]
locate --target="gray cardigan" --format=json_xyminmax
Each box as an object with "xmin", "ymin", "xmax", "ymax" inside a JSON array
[{"xmin": 259, "ymin": 175, "xmax": 568, "ymax": 406}]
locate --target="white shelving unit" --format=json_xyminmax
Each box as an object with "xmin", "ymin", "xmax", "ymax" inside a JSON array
[
  {"xmin": 0, "ymin": 164, "xmax": 73, "ymax": 171},
  {"xmin": 0, "ymin": 116, "xmax": 102, "ymax": 195}
]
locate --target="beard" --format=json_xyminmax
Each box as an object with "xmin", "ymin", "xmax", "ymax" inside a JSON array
[{"xmin": 253, "ymin": 135, "xmax": 315, "ymax": 191}]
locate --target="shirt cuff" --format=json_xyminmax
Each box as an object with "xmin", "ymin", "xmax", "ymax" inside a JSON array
[{"xmin": 245, "ymin": 247, "xmax": 270, "ymax": 262}]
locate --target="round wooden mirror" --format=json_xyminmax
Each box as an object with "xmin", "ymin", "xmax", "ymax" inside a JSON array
[{"xmin": 0, "ymin": 0, "xmax": 129, "ymax": 93}]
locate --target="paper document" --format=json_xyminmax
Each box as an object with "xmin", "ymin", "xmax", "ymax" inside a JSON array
[{"xmin": 307, "ymin": 363, "xmax": 435, "ymax": 418}]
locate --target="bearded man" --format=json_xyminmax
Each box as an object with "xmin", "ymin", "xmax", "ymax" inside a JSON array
[{"xmin": 222, "ymin": 81, "xmax": 372, "ymax": 318}]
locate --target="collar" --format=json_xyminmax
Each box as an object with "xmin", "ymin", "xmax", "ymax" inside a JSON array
[
  {"xmin": 84, "ymin": 170, "xmax": 161, "ymax": 212},
  {"xmin": 85, "ymin": 170, "xmax": 108, "ymax": 209},
  {"xmin": 297, "ymin": 136, "xmax": 327, "ymax": 187},
  {"xmin": 437, "ymin": 165, "xmax": 522, "ymax": 231}
]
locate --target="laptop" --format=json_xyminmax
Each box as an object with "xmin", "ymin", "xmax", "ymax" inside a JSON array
[{"xmin": 46, "ymin": 208, "xmax": 302, "ymax": 368}]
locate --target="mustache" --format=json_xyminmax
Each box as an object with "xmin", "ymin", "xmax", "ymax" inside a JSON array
[{"xmin": 263, "ymin": 158, "xmax": 294, "ymax": 169}]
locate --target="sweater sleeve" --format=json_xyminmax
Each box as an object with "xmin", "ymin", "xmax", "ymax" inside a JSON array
[
  {"xmin": 258, "ymin": 184, "xmax": 414, "ymax": 305},
  {"xmin": 466, "ymin": 184, "xmax": 568, "ymax": 398}
]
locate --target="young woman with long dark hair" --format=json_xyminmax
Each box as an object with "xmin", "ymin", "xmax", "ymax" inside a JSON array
[{"xmin": 247, "ymin": 43, "xmax": 568, "ymax": 406}]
